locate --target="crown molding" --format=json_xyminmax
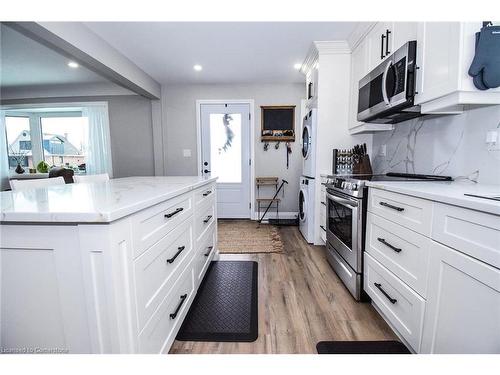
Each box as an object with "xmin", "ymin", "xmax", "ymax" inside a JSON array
[
  {"xmin": 301, "ymin": 40, "xmax": 351, "ymax": 74},
  {"xmin": 347, "ymin": 22, "xmax": 378, "ymax": 50}
]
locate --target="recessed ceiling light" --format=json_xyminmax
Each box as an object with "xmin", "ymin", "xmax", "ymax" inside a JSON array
[
  {"xmin": 193, "ymin": 64, "xmax": 203, "ymax": 71},
  {"xmin": 68, "ymin": 61, "xmax": 79, "ymax": 68},
  {"xmin": 293, "ymin": 63, "xmax": 302, "ymax": 70}
]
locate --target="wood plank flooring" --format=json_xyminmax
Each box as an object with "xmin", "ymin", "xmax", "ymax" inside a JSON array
[{"xmin": 169, "ymin": 225, "xmax": 396, "ymax": 354}]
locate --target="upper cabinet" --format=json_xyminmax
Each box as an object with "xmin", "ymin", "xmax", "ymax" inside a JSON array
[
  {"xmin": 415, "ymin": 22, "xmax": 500, "ymax": 113},
  {"xmin": 348, "ymin": 22, "xmax": 500, "ymax": 134}
]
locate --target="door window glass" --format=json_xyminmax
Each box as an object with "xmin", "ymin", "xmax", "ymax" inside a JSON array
[
  {"xmin": 302, "ymin": 126, "xmax": 309, "ymax": 157},
  {"xmin": 209, "ymin": 113, "xmax": 242, "ymax": 183}
]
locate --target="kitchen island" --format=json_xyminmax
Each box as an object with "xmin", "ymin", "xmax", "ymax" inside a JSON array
[{"xmin": 0, "ymin": 176, "xmax": 217, "ymax": 354}]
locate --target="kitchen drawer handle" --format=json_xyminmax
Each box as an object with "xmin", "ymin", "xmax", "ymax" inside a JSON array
[
  {"xmin": 374, "ymin": 282, "xmax": 397, "ymax": 304},
  {"xmin": 169, "ymin": 294, "xmax": 188, "ymax": 319},
  {"xmin": 203, "ymin": 215, "xmax": 213, "ymax": 224},
  {"xmin": 202, "ymin": 190, "xmax": 212, "ymax": 197},
  {"xmin": 204, "ymin": 246, "xmax": 213, "ymax": 257},
  {"xmin": 379, "ymin": 201, "xmax": 404, "ymax": 212},
  {"xmin": 377, "ymin": 238, "xmax": 402, "ymax": 253},
  {"xmin": 165, "ymin": 207, "xmax": 184, "ymax": 218},
  {"xmin": 320, "ymin": 225, "xmax": 326, "ymax": 232},
  {"xmin": 321, "ymin": 201, "xmax": 326, "ymax": 206},
  {"xmin": 166, "ymin": 246, "xmax": 185, "ymax": 264}
]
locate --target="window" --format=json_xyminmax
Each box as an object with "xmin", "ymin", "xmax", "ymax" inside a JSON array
[
  {"xmin": 5, "ymin": 116, "xmax": 32, "ymax": 169},
  {"xmin": 3, "ymin": 103, "xmax": 112, "ymax": 177},
  {"xmin": 40, "ymin": 116, "xmax": 88, "ymax": 173}
]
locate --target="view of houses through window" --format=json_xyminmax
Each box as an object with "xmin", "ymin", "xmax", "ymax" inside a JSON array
[{"xmin": 5, "ymin": 112, "xmax": 89, "ymax": 174}]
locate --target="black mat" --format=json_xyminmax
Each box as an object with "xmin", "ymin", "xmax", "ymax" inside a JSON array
[
  {"xmin": 316, "ymin": 340, "xmax": 411, "ymax": 354},
  {"xmin": 176, "ymin": 261, "xmax": 258, "ymax": 342}
]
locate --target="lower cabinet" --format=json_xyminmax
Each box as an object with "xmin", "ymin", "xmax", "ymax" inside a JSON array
[{"xmin": 420, "ymin": 241, "xmax": 500, "ymax": 354}]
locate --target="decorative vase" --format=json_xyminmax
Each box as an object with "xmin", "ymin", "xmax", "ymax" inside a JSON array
[{"xmin": 15, "ymin": 164, "xmax": 25, "ymax": 174}]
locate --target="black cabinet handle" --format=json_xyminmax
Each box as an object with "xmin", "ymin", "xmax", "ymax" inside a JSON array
[
  {"xmin": 377, "ymin": 238, "xmax": 402, "ymax": 253},
  {"xmin": 379, "ymin": 201, "xmax": 404, "ymax": 212},
  {"xmin": 202, "ymin": 190, "xmax": 212, "ymax": 197},
  {"xmin": 166, "ymin": 246, "xmax": 185, "ymax": 264},
  {"xmin": 385, "ymin": 29, "xmax": 391, "ymax": 56},
  {"xmin": 374, "ymin": 283, "xmax": 397, "ymax": 304},
  {"xmin": 380, "ymin": 34, "xmax": 386, "ymax": 59},
  {"xmin": 204, "ymin": 169, "xmax": 211, "ymax": 174},
  {"xmin": 203, "ymin": 215, "xmax": 212, "ymax": 224},
  {"xmin": 169, "ymin": 294, "xmax": 188, "ymax": 319},
  {"xmin": 204, "ymin": 246, "xmax": 213, "ymax": 257},
  {"xmin": 165, "ymin": 207, "xmax": 184, "ymax": 218},
  {"xmin": 321, "ymin": 201, "xmax": 326, "ymax": 206},
  {"xmin": 320, "ymin": 225, "xmax": 326, "ymax": 232}
]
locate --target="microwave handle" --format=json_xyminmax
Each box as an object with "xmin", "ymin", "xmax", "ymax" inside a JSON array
[
  {"xmin": 381, "ymin": 60, "xmax": 392, "ymax": 105},
  {"xmin": 326, "ymin": 192, "xmax": 358, "ymax": 208}
]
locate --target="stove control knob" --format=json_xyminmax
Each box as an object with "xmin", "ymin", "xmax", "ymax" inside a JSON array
[{"xmin": 351, "ymin": 183, "xmax": 358, "ymax": 190}]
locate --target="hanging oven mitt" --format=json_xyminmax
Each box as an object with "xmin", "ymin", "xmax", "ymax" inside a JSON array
[
  {"xmin": 469, "ymin": 25, "xmax": 500, "ymax": 89},
  {"xmin": 471, "ymin": 31, "xmax": 489, "ymax": 90}
]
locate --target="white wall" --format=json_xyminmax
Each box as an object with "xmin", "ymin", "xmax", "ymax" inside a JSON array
[
  {"xmin": 162, "ymin": 83, "xmax": 305, "ymax": 214},
  {"xmin": 372, "ymin": 105, "xmax": 500, "ymax": 185}
]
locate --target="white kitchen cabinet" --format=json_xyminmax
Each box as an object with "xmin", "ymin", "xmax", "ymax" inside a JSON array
[
  {"xmin": 415, "ymin": 22, "xmax": 500, "ymax": 113},
  {"xmin": 391, "ymin": 22, "xmax": 418, "ymax": 51},
  {"xmin": 421, "ymin": 241, "xmax": 500, "ymax": 354},
  {"xmin": 366, "ymin": 22, "xmax": 392, "ymax": 72}
]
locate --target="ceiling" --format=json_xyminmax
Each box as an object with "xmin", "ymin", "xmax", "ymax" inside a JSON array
[
  {"xmin": 0, "ymin": 23, "xmax": 111, "ymax": 88},
  {"xmin": 84, "ymin": 22, "xmax": 361, "ymax": 84}
]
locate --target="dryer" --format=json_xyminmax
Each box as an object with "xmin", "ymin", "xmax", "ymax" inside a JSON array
[
  {"xmin": 301, "ymin": 108, "xmax": 317, "ymax": 178},
  {"xmin": 298, "ymin": 176, "xmax": 315, "ymax": 243}
]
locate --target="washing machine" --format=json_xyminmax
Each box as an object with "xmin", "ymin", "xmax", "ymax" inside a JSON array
[
  {"xmin": 298, "ymin": 176, "xmax": 316, "ymax": 243},
  {"xmin": 301, "ymin": 108, "xmax": 317, "ymax": 178}
]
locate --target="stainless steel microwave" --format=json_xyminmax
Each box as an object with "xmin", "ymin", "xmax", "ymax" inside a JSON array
[{"xmin": 357, "ymin": 40, "xmax": 423, "ymax": 124}]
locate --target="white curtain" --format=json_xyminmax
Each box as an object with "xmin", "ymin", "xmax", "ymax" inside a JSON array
[
  {"xmin": 0, "ymin": 110, "xmax": 10, "ymax": 191},
  {"xmin": 82, "ymin": 104, "xmax": 113, "ymax": 177}
]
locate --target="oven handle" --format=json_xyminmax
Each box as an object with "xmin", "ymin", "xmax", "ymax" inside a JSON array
[
  {"xmin": 326, "ymin": 192, "xmax": 358, "ymax": 208},
  {"xmin": 382, "ymin": 60, "xmax": 392, "ymax": 106}
]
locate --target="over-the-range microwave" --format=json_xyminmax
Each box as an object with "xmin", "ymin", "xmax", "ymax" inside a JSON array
[{"xmin": 357, "ymin": 40, "xmax": 424, "ymax": 124}]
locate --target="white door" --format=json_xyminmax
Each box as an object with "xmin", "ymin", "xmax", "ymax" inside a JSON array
[{"xmin": 200, "ymin": 103, "xmax": 251, "ymax": 219}]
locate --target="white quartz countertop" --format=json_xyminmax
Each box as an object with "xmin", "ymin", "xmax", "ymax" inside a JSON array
[
  {"xmin": 0, "ymin": 176, "xmax": 217, "ymax": 223},
  {"xmin": 366, "ymin": 180, "xmax": 500, "ymax": 216}
]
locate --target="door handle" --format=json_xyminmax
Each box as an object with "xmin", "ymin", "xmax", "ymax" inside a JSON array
[
  {"xmin": 374, "ymin": 283, "xmax": 397, "ymax": 304},
  {"xmin": 377, "ymin": 238, "xmax": 402, "ymax": 253},
  {"xmin": 380, "ymin": 34, "xmax": 386, "ymax": 60},
  {"xmin": 169, "ymin": 294, "xmax": 188, "ymax": 319},
  {"xmin": 204, "ymin": 246, "xmax": 213, "ymax": 257},
  {"xmin": 379, "ymin": 201, "xmax": 404, "ymax": 212},
  {"xmin": 164, "ymin": 207, "xmax": 184, "ymax": 218},
  {"xmin": 204, "ymin": 169, "xmax": 211, "ymax": 174},
  {"xmin": 381, "ymin": 60, "xmax": 393, "ymax": 105},
  {"xmin": 166, "ymin": 246, "xmax": 186, "ymax": 264},
  {"xmin": 385, "ymin": 29, "xmax": 391, "ymax": 56}
]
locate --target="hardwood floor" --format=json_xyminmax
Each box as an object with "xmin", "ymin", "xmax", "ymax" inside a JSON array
[{"xmin": 169, "ymin": 225, "xmax": 396, "ymax": 354}]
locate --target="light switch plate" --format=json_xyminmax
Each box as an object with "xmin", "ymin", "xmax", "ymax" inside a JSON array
[{"xmin": 183, "ymin": 149, "xmax": 192, "ymax": 157}]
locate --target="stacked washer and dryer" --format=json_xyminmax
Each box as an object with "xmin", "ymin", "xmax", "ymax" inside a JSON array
[{"xmin": 298, "ymin": 108, "xmax": 317, "ymax": 243}]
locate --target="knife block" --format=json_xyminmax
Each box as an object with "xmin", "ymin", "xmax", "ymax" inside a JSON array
[{"xmin": 353, "ymin": 154, "xmax": 373, "ymax": 175}]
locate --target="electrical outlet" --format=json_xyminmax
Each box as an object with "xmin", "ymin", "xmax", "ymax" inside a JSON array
[
  {"xmin": 486, "ymin": 130, "xmax": 500, "ymax": 151},
  {"xmin": 379, "ymin": 144, "xmax": 387, "ymax": 157}
]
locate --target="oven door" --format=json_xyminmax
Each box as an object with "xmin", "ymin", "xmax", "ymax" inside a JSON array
[{"xmin": 326, "ymin": 191, "xmax": 362, "ymax": 272}]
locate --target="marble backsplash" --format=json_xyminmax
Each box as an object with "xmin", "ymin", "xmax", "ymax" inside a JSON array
[{"xmin": 371, "ymin": 105, "xmax": 500, "ymax": 185}]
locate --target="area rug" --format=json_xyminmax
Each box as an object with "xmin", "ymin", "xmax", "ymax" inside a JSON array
[
  {"xmin": 217, "ymin": 219, "xmax": 284, "ymax": 254},
  {"xmin": 316, "ymin": 340, "xmax": 411, "ymax": 354},
  {"xmin": 176, "ymin": 261, "xmax": 258, "ymax": 342}
]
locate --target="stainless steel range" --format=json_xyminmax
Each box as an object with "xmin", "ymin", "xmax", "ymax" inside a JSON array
[{"xmin": 324, "ymin": 172, "xmax": 452, "ymax": 301}]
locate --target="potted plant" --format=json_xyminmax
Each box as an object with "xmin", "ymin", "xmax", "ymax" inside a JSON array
[{"xmin": 9, "ymin": 146, "xmax": 28, "ymax": 174}]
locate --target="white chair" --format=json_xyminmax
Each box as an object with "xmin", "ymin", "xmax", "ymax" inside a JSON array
[
  {"xmin": 73, "ymin": 173, "xmax": 110, "ymax": 183},
  {"xmin": 9, "ymin": 176, "xmax": 66, "ymax": 191}
]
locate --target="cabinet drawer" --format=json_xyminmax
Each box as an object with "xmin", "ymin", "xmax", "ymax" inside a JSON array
[
  {"xmin": 364, "ymin": 253, "xmax": 426, "ymax": 352},
  {"xmin": 195, "ymin": 199, "xmax": 216, "ymax": 243},
  {"xmin": 138, "ymin": 263, "xmax": 194, "ymax": 354},
  {"xmin": 194, "ymin": 220, "xmax": 216, "ymax": 284},
  {"xmin": 133, "ymin": 218, "xmax": 193, "ymax": 331},
  {"xmin": 194, "ymin": 183, "xmax": 216, "ymax": 207},
  {"xmin": 368, "ymin": 188, "xmax": 433, "ymax": 236},
  {"xmin": 366, "ymin": 212, "xmax": 431, "ymax": 297},
  {"xmin": 432, "ymin": 203, "xmax": 500, "ymax": 269},
  {"xmin": 131, "ymin": 194, "xmax": 193, "ymax": 258}
]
